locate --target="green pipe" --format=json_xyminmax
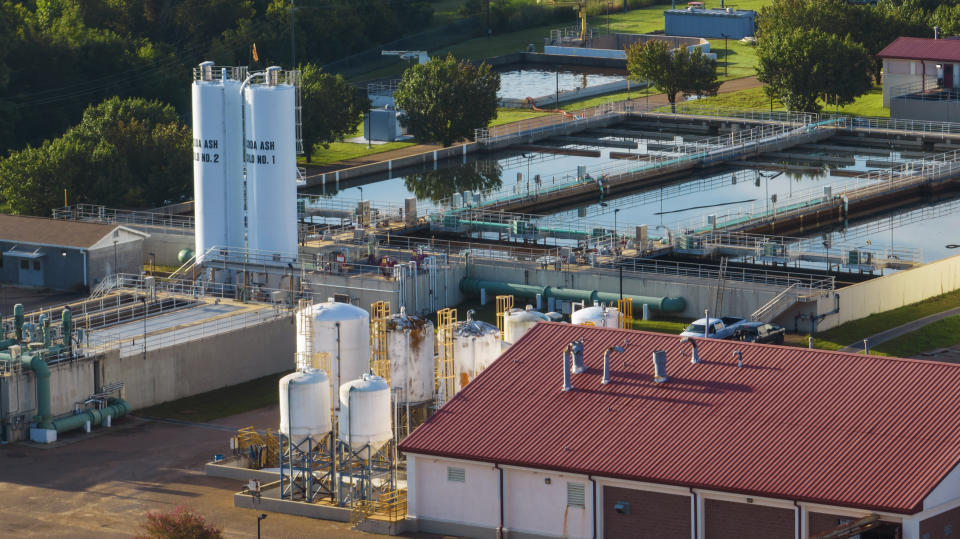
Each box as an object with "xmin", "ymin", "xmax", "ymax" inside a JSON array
[
  {"xmin": 39, "ymin": 314, "xmax": 51, "ymax": 348},
  {"xmin": 460, "ymin": 278, "xmax": 686, "ymax": 313},
  {"xmin": 20, "ymin": 353, "xmax": 52, "ymax": 428},
  {"xmin": 50, "ymin": 398, "xmax": 131, "ymax": 434},
  {"xmin": 14, "ymin": 303, "xmax": 24, "ymax": 342},
  {"xmin": 61, "ymin": 307, "xmax": 73, "ymax": 351},
  {"xmin": 0, "ymin": 338, "xmax": 16, "ymax": 351}
]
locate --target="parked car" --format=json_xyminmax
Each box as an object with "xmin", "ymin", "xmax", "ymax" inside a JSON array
[
  {"xmin": 732, "ymin": 322, "xmax": 786, "ymax": 345},
  {"xmin": 680, "ymin": 316, "xmax": 748, "ymax": 339}
]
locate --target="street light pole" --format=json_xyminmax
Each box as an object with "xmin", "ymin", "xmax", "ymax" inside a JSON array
[
  {"xmin": 257, "ymin": 514, "xmax": 267, "ymax": 538},
  {"xmin": 722, "ymin": 34, "xmax": 729, "ymax": 78},
  {"xmin": 140, "ymin": 296, "xmax": 147, "ymax": 361}
]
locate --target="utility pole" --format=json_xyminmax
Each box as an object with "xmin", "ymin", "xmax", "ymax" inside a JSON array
[
  {"xmin": 290, "ymin": 0, "xmax": 296, "ymax": 67},
  {"xmin": 487, "ymin": 0, "xmax": 491, "ymax": 38}
]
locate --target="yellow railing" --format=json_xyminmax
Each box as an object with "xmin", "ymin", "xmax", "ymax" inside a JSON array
[
  {"xmin": 496, "ymin": 295, "xmax": 513, "ymax": 340},
  {"xmin": 349, "ymin": 489, "xmax": 409, "ymax": 525},
  {"xmin": 370, "ymin": 301, "xmax": 390, "ymax": 382}
]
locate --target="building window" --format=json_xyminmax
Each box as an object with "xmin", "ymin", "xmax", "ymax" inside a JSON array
[
  {"xmin": 567, "ymin": 482, "xmax": 586, "ymax": 508},
  {"xmin": 923, "ymin": 533, "xmax": 931, "ymax": 539},
  {"xmin": 947, "ymin": 524, "xmax": 953, "ymax": 536},
  {"xmin": 446, "ymin": 466, "xmax": 465, "ymax": 483},
  {"xmin": 20, "ymin": 260, "xmax": 28, "ymax": 270},
  {"xmin": 32, "ymin": 260, "xmax": 40, "ymax": 271}
]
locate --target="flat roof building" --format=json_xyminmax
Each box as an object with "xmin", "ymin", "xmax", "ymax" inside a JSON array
[
  {"xmin": 400, "ymin": 322, "xmax": 960, "ymax": 539},
  {"xmin": 0, "ymin": 214, "xmax": 147, "ymax": 290}
]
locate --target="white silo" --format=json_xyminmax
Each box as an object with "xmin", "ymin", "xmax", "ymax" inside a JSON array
[
  {"xmin": 297, "ymin": 299, "xmax": 370, "ymax": 408},
  {"xmin": 223, "ymin": 74, "xmax": 245, "ymax": 252},
  {"xmin": 503, "ymin": 306, "xmax": 549, "ymax": 344},
  {"xmin": 386, "ymin": 308, "xmax": 435, "ymax": 404},
  {"xmin": 453, "ymin": 318, "xmax": 502, "ymax": 392},
  {"xmin": 244, "ymin": 66, "xmax": 298, "ymax": 259},
  {"xmin": 192, "ymin": 61, "xmax": 227, "ymax": 263},
  {"xmin": 278, "ymin": 368, "xmax": 332, "ymax": 445},
  {"xmin": 571, "ymin": 302, "xmax": 620, "ymax": 328},
  {"xmin": 338, "ymin": 374, "xmax": 393, "ymax": 453}
]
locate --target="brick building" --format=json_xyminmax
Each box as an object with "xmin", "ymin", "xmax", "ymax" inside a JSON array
[{"xmin": 399, "ymin": 322, "xmax": 960, "ymax": 539}]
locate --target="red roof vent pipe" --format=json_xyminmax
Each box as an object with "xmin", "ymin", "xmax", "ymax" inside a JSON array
[{"xmin": 653, "ymin": 350, "xmax": 669, "ymax": 383}]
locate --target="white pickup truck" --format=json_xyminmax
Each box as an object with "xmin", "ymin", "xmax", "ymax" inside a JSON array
[{"xmin": 680, "ymin": 316, "xmax": 748, "ymax": 340}]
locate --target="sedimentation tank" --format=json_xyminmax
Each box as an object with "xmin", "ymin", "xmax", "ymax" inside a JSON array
[
  {"xmin": 453, "ymin": 318, "xmax": 502, "ymax": 391},
  {"xmin": 338, "ymin": 374, "xmax": 393, "ymax": 453},
  {"xmin": 191, "ymin": 62, "xmax": 246, "ymax": 260},
  {"xmin": 386, "ymin": 308, "xmax": 435, "ymax": 404},
  {"xmin": 296, "ymin": 300, "xmax": 370, "ymax": 407},
  {"xmin": 278, "ymin": 368, "xmax": 332, "ymax": 445},
  {"xmin": 244, "ymin": 66, "xmax": 298, "ymax": 259}
]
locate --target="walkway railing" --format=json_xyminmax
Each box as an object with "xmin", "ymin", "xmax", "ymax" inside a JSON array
[
  {"xmin": 52, "ymin": 204, "xmax": 195, "ymax": 234},
  {"xmin": 676, "ymin": 147, "xmax": 960, "ymax": 234}
]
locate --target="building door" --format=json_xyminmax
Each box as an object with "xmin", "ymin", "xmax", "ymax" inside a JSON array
[
  {"xmin": 945, "ymin": 64, "xmax": 954, "ymax": 89},
  {"xmin": 18, "ymin": 259, "xmax": 43, "ymax": 286}
]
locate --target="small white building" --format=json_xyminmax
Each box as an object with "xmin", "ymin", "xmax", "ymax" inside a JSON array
[
  {"xmin": 400, "ymin": 322, "xmax": 960, "ymax": 539},
  {"xmin": 878, "ymin": 37, "xmax": 960, "ymax": 107}
]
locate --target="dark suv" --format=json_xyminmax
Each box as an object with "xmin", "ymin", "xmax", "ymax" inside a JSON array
[{"xmin": 732, "ymin": 322, "xmax": 786, "ymax": 344}]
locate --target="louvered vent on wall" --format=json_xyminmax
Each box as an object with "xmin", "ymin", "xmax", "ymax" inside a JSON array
[
  {"xmin": 447, "ymin": 466, "xmax": 466, "ymax": 483},
  {"xmin": 567, "ymin": 482, "xmax": 586, "ymax": 508}
]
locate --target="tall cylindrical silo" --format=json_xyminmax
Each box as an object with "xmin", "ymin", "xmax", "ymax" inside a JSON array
[
  {"xmin": 192, "ymin": 62, "xmax": 247, "ymax": 261},
  {"xmin": 192, "ymin": 61, "xmax": 227, "ymax": 263},
  {"xmin": 244, "ymin": 66, "xmax": 298, "ymax": 259},
  {"xmin": 223, "ymin": 76, "xmax": 245, "ymax": 252}
]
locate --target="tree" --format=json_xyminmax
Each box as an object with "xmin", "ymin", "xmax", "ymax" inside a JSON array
[
  {"xmin": 757, "ymin": 28, "xmax": 872, "ymax": 112},
  {"xmin": 393, "ymin": 54, "xmax": 500, "ymax": 147},
  {"xmin": 136, "ymin": 506, "xmax": 223, "ymax": 539},
  {"xmin": 299, "ymin": 64, "xmax": 369, "ymax": 162},
  {"xmin": 0, "ymin": 97, "xmax": 191, "ymax": 215},
  {"xmin": 757, "ymin": 0, "xmax": 932, "ymax": 84},
  {"xmin": 626, "ymin": 40, "xmax": 720, "ymax": 113}
]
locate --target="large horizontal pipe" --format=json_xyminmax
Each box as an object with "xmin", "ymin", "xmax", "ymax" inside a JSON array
[
  {"xmin": 50, "ymin": 398, "xmax": 131, "ymax": 434},
  {"xmin": 460, "ymin": 278, "xmax": 686, "ymax": 313}
]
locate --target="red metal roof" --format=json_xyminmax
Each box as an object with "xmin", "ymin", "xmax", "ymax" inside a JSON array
[
  {"xmin": 878, "ymin": 37, "xmax": 960, "ymax": 62},
  {"xmin": 400, "ymin": 322, "xmax": 960, "ymax": 514}
]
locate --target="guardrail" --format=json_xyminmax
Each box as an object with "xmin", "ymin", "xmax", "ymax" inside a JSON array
[
  {"xmin": 458, "ymin": 118, "xmax": 827, "ymax": 213},
  {"xmin": 52, "ymin": 204, "xmax": 195, "ymax": 233}
]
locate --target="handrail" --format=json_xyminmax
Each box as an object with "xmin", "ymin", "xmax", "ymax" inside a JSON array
[{"xmin": 751, "ymin": 282, "xmax": 800, "ymax": 322}]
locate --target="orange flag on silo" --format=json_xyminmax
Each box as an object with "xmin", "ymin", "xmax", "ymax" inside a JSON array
[{"xmin": 252, "ymin": 43, "xmax": 260, "ymax": 63}]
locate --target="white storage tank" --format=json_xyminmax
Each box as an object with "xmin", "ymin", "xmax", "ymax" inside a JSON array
[
  {"xmin": 278, "ymin": 368, "xmax": 332, "ymax": 444},
  {"xmin": 453, "ymin": 318, "xmax": 502, "ymax": 392},
  {"xmin": 192, "ymin": 61, "xmax": 227, "ymax": 262},
  {"xmin": 222, "ymin": 75, "xmax": 245, "ymax": 252},
  {"xmin": 571, "ymin": 302, "xmax": 620, "ymax": 328},
  {"xmin": 386, "ymin": 308, "xmax": 435, "ymax": 404},
  {"xmin": 503, "ymin": 306, "xmax": 549, "ymax": 344},
  {"xmin": 297, "ymin": 299, "xmax": 370, "ymax": 407},
  {"xmin": 338, "ymin": 374, "xmax": 393, "ymax": 453},
  {"xmin": 244, "ymin": 66, "xmax": 298, "ymax": 259}
]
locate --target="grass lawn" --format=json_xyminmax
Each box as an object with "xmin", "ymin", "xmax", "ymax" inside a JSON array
[
  {"xmin": 490, "ymin": 108, "xmax": 551, "ymax": 126},
  {"xmin": 808, "ymin": 288, "xmax": 960, "ymax": 351},
  {"xmin": 137, "ymin": 373, "xmax": 282, "ymax": 423},
  {"xmin": 873, "ymin": 315, "xmax": 960, "ymax": 358},
  {"xmin": 659, "ymin": 84, "xmax": 889, "ymax": 118},
  {"xmin": 629, "ymin": 319, "xmax": 688, "ymax": 333},
  {"xmin": 299, "ymin": 122, "xmax": 416, "ymax": 166}
]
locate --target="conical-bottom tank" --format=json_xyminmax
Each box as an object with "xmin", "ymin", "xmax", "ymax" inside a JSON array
[
  {"xmin": 278, "ymin": 368, "xmax": 333, "ymax": 445},
  {"xmin": 338, "ymin": 374, "xmax": 393, "ymax": 453}
]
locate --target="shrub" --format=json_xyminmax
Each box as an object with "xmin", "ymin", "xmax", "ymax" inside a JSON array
[{"xmin": 136, "ymin": 506, "xmax": 224, "ymax": 539}]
